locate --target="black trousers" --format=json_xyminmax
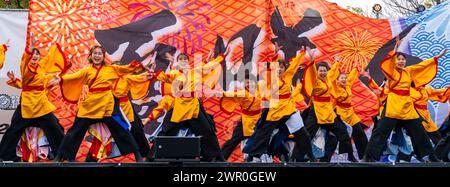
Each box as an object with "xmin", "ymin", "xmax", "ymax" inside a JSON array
[
  {"xmin": 434, "ymin": 133, "xmax": 450, "ymax": 161},
  {"xmin": 0, "ymin": 106, "xmax": 64, "ymax": 161},
  {"xmin": 130, "ymin": 109, "xmax": 150, "ymax": 156},
  {"xmin": 364, "ymin": 116, "xmax": 434, "ymax": 160},
  {"xmin": 304, "ymin": 106, "xmax": 354, "ymax": 157},
  {"xmin": 427, "ymin": 131, "xmax": 442, "ymax": 146},
  {"xmin": 244, "ymin": 113, "xmax": 314, "ymax": 161},
  {"xmin": 326, "ymin": 122, "xmax": 368, "ymax": 160},
  {"xmin": 57, "ymin": 116, "xmax": 140, "ymax": 161},
  {"xmin": 221, "ymin": 121, "xmax": 248, "ymax": 160},
  {"xmin": 151, "ymin": 107, "xmax": 224, "ymax": 162},
  {"xmin": 351, "ymin": 123, "xmax": 368, "ymax": 159}
]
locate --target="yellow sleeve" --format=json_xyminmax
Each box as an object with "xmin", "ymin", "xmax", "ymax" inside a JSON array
[
  {"xmin": 293, "ymin": 84, "xmax": 305, "ymax": 104},
  {"xmin": 155, "ymin": 69, "xmax": 179, "ymax": 84},
  {"xmin": 6, "ymin": 78, "xmax": 22, "ymax": 89},
  {"xmin": 40, "ymin": 44, "xmax": 69, "ymax": 74},
  {"xmin": 405, "ymin": 57, "xmax": 438, "ymax": 88},
  {"xmin": 283, "ymin": 50, "xmax": 306, "ymax": 80},
  {"xmin": 20, "ymin": 49, "xmax": 33, "ymax": 74},
  {"xmin": 111, "ymin": 60, "xmax": 144, "ymax": 76},
  {"xmin": 148, "ymin": 96, "xmax": 175, "ymax": 121},
  {"xmin": 326, "ymin": 61, "xmax": 341, "ymax": 83},
  {"xmin": 326, "ymin": 61, "xmax": 341, "ymax": 98},
  {"xmin": 410, "ymin": 88, "xmax": 422, "ymax": 102},
  {"xmin": 0, "ymin": 44, "xmax": 7, "ymax": 69},
  {"xmin": 201, "ymin": 55, "xmax": 224, "ymax": 71},
  {"xmin": 427, "ymin": 87, "xmax": 448, "ymax": 102},
  {"xmin": 380, "ymin": 51, "xmax": 400, "ymax": 81},
  {"xmin": 59, "ymin": 68, "xmax": 89, "ymax": 104},
  {"xmin": 302, "ymin": 61, "xmax": 318, "ymax": 97},
  {"xmin": 126, "ymin": 73, "xmax": 152, "ymax": 100},
  {"xmin": 346, "ymin": 68, "xmax": 359, "ymax": 86}
]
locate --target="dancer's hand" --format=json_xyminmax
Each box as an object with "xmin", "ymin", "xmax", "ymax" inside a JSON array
[
  {"xmin": 164, "ymin": 52, "xmax": 174, "ymax": 63},
  {"xmin": 274, "ymin": 42, "xmax": 283, "ymax": 53},
  {"xmin": 360, "ymin": 68, "xmax": 371, "ymax": 78},
  {"xmin": 29, "ymin": 33, "xmax": 37, "ymax": 52},
  {"xmin": 224, "ymin": 46, "xmax": 231, "ymax": 57},
  {"xmin": 6, "ymin": 71, "xmax": 15, "ymax": 80},
  {"xmin": 436, "ymin": 49, "xmax": 447, "ymax": 59},
  {"xmin": 48, "ymin": 74, "xmax": 61, "ymax": 87},
  {"xmin": 394, "ymin": 36, "xmax": 400, "ymax": 54},
  {"xmin": 206, "ymin": 49, "xmax": 213, "ymax": 62},
  {"xmin": 5, "ymin": 39, "xmax": 10, "ymax": 48}
]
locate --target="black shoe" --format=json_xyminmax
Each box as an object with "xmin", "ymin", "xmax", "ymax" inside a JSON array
[
  {"xmin": 428, "ymin": 155, "xmax": 442, "ymax": 163},
  {"xmin": 53, "ymin": 154, "xmax": 63, "ymax": 163},
  {"xmin": 348, "ymin": 154, "xmax": 358, "ymax": 163},
  {"xmin": 134, "ymin": 152, "xmax": 144, "ymax": 162}
]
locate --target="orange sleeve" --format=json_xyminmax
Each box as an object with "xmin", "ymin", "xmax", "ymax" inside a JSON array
[
  {"xmin": 6, "ymin": 78, "xmax": 22, "ymax": 89},
  {"xmin": 40, "ymin": 43, "xmax": 69, "ymax": 74},
  {"xmin": 405, "ymin": 57, "xmax": 438, "ymax": 88},
  {"xmin": 59, "ymin": 68, "xmax": 89, "ymax": 104},
  {"xmin": 126, "ymin": 73, "xmax": 153, "ymax": 100},
  {"xmin": 380, "ymin": 50, "xmax": 400, "ymax": 82},
  {"xmin": 283, "ymin": 50, "xmax": 306, "ymax": 81}
]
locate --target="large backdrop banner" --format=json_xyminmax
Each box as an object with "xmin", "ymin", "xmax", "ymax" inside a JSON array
[
  {"xmin": 0, "ymin": 10, "xmax": 28, "ymax": 140},
  {"xmin": 0, "ymin": 0, "xmax": 448, "ymax": 162}
]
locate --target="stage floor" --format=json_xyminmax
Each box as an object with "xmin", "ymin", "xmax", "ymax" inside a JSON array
[{"xmin": 1, "ymin": 162, "xmax": 449, "ymax": 167}]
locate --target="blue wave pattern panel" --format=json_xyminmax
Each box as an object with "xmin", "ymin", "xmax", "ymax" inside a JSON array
[{"xmin": 401, "ymin": 1, "xmax": 450, "ymax": 127}]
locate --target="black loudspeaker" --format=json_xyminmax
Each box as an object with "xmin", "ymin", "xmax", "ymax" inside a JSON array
[{"xmin": 153, "ymin": 136, "xmax": 201, "ymax": 162}]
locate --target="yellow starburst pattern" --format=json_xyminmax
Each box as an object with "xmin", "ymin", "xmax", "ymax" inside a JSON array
[
  {"xmin": 29, "ymin": 0, "xmax": 120, "ymax": 57},
  {"xmin": 330, "ymin": 29, "xmax": 382, "ymax": 73}
]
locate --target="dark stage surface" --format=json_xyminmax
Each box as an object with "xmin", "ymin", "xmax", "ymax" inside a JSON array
[{"xmin": 1, "ymin": 162, "xmax": 449, "ymax": 167}]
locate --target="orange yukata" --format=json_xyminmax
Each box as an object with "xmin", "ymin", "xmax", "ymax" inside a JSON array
[
  {"xmin": 265, "ymin": 51, "xmax": 306, "ymax": 122},
  {"xmin": 303, "ymin": 60, "xmax": 338, "ymax": 124},
  {"xmin": 220, "ymin": 89, "xmax": 262, "ymax": 137},
  {"xmin": 380, "ymin": 51, "xmax": 438, "ymax": 120},
  {"xmin": 154, "ymin": 55, "xmax": 224, "ymax": 123},
  {"xmin": 112, "ymin": 73, "xmax": 153, "ymax": 122},
  {"xmin": 59, "ymin": 60, "xmax": 143, "ymax": 119},
  {"xmin": 411, "ymin": 87, "xmax": 448, "ymax": 132},
  {"xmin": 328, "ymin": 67, "xmax": 361, "ymax": 126},
  {"xmin": 16, "ymin": 44, "xmax": 67, "ymax": 118}
]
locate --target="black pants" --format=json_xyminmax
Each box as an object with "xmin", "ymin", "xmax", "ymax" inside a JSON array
[
  {"xmin": 221, "ymin": 121, "xmax": 248, "ymax": 160},
  {"xmin": 427, "ymin": 131, "xmax": 442, "ymax": 146},
  {"xmin": 304, "ymin": 106, "xmax": 354, "ymax": 157},
  {"xmin": 434, "ymin": 132, "xmax": 450, "ymax": 161},
  {"xmin": 151, "ymin": 108, "xmax": 224, "ymax": 162},
  {"xmin": 327, "ymin": 122, "xmax": 368, "ymax": 160},
  {"xmin": 351, "ymin": 123, "xmax": 368, "ymax": 159},
  {"xmin": 130, "ymin": 109, "xmax": 150, "ymax": 156},
  {"xmin": 244, "ymin": 113, "xmax": 314, "ymax": 161},
  {"xmin": 57, "ymin": 116, "xmax": 140, "ymax": 161},
  {"xmin": 364, "ymin": 116, "xmax": 434, "ymax": 160},
  {"xmin": 0, "ymin": 106, "xmax": 64, "ymax": 161}
]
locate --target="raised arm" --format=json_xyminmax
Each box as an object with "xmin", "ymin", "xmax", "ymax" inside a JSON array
[
  {"xmin": 283, "ymin": 50, "xmax": 306, "ymax": 80},
  {"xmin": 380, "ymin": 51, "xmax": 401, "ymax": 82}
]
